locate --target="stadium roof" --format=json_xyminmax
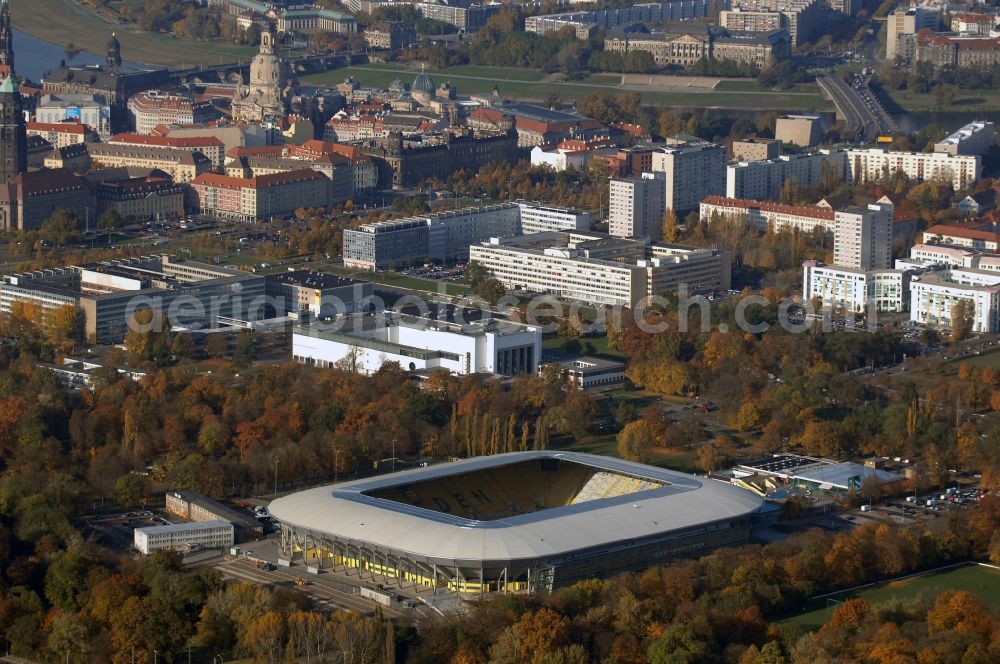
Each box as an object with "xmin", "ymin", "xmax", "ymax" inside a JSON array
[{"xmin": 269, "ymin": 452, "xmax": 763, "ymax": 565}]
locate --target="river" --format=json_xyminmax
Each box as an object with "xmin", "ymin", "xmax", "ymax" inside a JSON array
[
  {"xmin": 11, "ymin": 28, "xmax": 142, "ymax": 82},
  {"xmin": 9, "ymin": 27, "xmax": 1000, "ymax": 136}
]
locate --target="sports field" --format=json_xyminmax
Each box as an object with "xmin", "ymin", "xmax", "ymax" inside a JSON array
[
  {"xmin": 301, "ymin": 63, "xmax": 826, "ymax": 111},
  {"xmin": 781, "ymin": 564, "xmax": 1000, "ymax": 631}
]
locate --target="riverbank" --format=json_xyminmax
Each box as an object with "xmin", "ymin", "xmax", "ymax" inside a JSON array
[
  {"xmin": 10, "ymin": 0, "xmax": 260, "ymax": 68},
  {"xmin": 879, "ymin": 86, "xmax": 1000, "ymax": 113},
  {"xmin": 301, "ymin": 63, "xmax": 828, "ymax": 111}
]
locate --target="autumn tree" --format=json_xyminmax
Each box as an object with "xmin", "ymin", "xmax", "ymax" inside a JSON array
[
  {"xmin": 39, "ymin": 208, "xmax": 83, "ymax": 247},
  {"xmin": 617, "ymin": 420, "xmax": 654, "ymax": 463},
  {"xmin": 662, "ymin": 209, "xmax": 679, "ymax": 243},
  {"xmin": 950, "ymin": 299, "xmax": 974, "ymax": 341}
]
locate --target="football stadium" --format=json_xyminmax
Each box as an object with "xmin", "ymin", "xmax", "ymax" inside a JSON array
[{"xmin": 269, "ymin": 451, "xmax": 763, "ymax": 593}]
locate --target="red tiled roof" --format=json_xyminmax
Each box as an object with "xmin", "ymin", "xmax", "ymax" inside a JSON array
[
  {"xmin": 110, "ymin": 133, "xmax": 224, "ymax": 148},
  {"xmin": 469, "ymin": 108, "xmax": 505, "ymax": 123},
  {"xmin": 923, "ymin": 224, "xmax": 999, "ymax": 242},
  {"xmin": 193, "ymin": 168, "xmax": 326, "ymax": 190},
  {"xmin": 700, "ymin": 196, "xmax": 835, "ymax": 220},
  {"xmin": 192, "ymin": 172, "xmax": 251, "ymax": 189},
  {"xmin": 26, "ymin": 121, "xmax": 87, "ymax": 134},
  {"xmin": 955, "ymin": 13, "xmax": 994, "ymax": 24}
]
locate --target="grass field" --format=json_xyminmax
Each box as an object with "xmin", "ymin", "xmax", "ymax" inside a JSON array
[
  {"xmin": 11, "ymin": 0, "xmax": 267, "ymax": 67},
  {"xmin": 879, "ymin": 87, "xmax": 1000, "ymax": 112},
  {"xmin": 302, "ymin": 64, "xmax": 827, "ymax": 110},
  {"xmin": 781, "ymin": 564, "xmax": 1000, "ymax": 631},
  {"xmin": 945, "ymin": 347, "xmax": 1000, "ymax": 371}
]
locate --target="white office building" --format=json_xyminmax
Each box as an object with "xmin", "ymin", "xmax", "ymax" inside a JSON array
[
  {"xmin": 518, "ymin": 202, "xmax": 592, "ymax": 234},
  {"xmin": 910, "ymin": 268, "xmax": 1000, "ymax": 333},
  {"xmin": 802, "ymin": 260, "xmax": 911, "ymax": 313},
  {"xmin": 651, "ymin": 139, "xmax": 725, "ymax": 212},
  {"xmin": 609, "ymin": 172, "xmax": 665, "ymax": 240},
  {"xmin": 292, "ymin": 313, "xmax": 542, "ymax": 377},
  {"xmin": 934, "ymin": 121, "xmax": 996, "ymax": 156},
  {"xmin": 846, "ymin": 148, "xmax": 981, "ymax": 190},
  {"xmin": 469, "ymin": 231, "xmax": 730, "ymax": 307},
  {"xmin": 134, "ymin": 520, "xmax": 235, "ymax": 555},
  {"xmin": 343, "ymin": 204, "xmax": 520, "ymax": 270},
  {"xmin": 540, "ymin": 356, "xmax": 626, "ymax": 389}
]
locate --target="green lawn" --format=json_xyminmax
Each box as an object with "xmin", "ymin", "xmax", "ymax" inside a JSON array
[
  {"xmin": 946, "ymin": 347, "xmax": 1000, "ymax": 371},
  {"xmin": 714, "ymin": 81, "xmax": 818, "ymax": 94},
  {"xmin": 781, "ymin": 564, "xmax": 1000, "ymax": 632},
  {"xmin": 879, "ymin": 87, "xmax": 1000, "ymax": 112},
  {"xmin": 12, "ymin": 0, "xmax": 270, "ymax": 67},
  {"xmin": 302, "ymin": 64, "xmax": 827, "ymax": 110}
]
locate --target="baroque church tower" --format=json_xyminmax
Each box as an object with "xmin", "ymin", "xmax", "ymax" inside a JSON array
[
  {"xmin": 231, "ymin": 24, "xmax": 294, "ymax": 124},
  {"xmin": 0, "ymin": 0, "xmax": 13, "ymax": 67},
  {"xmin": 0, "ymin": 0, "xmax": 25, "ymax": 186}
]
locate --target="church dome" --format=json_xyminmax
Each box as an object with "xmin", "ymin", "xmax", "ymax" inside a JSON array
[
  {"xmin": 413, "ymin": 73, "xmax": 435, "ymax": 94},
  {"xmin": 250, "ymin": 28, "xmax": 285, "ymax": 90}
]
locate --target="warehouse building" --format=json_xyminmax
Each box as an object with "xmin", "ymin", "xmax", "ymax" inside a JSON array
[{"xmin": 165, "ymin": 489, "xmax": 263, "ymax": 541}]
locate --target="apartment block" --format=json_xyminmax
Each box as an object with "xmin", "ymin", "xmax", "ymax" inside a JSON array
[
  {"xmin": 845, "ymin": 148, "xmax": 980, "ymax": 190},
  {"xmin": 190, "ymin": 170, "xmax": 332, "ymax": 221},
  {"xmin": 886, "ymin": 6, "xmax": 939, "ymax": 61},
  {"xmin": 526, "ymin": 1, "xmax": 725, "ymax": 39},
  {"xmin": 723, "ymin": 0, "xmax": 824, "ymax": 46},
  {"xmin": 700, "ymin": 196, "xmax": 834, "ymax": 233},
  {"xmin": 650, "ymin": 139, "xmax": 726, "ymax": 212},
  {"xmin": 833, "ymin": 203, "xmax": 892, "ymax": 271},
  {"xmin": 609, "ymin": 172, "xmax": 666, "ymax": 241},
  {"xmin": 726, "ymin": 149, "xmax": 849, "ymax": 200}
]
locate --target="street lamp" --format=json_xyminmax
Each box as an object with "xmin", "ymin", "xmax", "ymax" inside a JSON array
[
  {"xmin": 273, "ymin": 457, "xmax": 279, "ymax": 496},
  {"xmin": 334, "ymin": 447, "xmax": 339, "ymax": 482}
]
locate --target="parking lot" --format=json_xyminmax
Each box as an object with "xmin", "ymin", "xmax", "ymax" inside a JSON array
[
  {"xmin": 81, "ymin": 509, "xmax": 177, "ymax": 554},
  {"xmin": 399, "ymin": 265, "xmax": 466, "ymax": 282}
]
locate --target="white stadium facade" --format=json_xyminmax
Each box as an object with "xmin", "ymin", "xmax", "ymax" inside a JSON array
[{"xmin": 269, "ymin": 452, "xmax": 763, "ymax": 594}]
